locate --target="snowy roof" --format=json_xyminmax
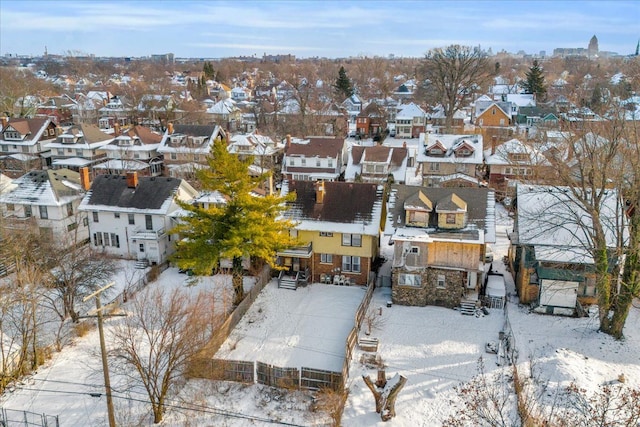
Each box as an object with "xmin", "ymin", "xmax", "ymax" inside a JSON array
[
  {"xmin": 483, "ymin": 138, "xmax": 549, "ymax": 166},
  {"xmin": 515, "ymin": 184, "xmax": 625, "ymax": 264},
  {"xmin": 396, "ymin": 102, "xmax": 426, "ymax": 119},
  {"xmin": 416, "ymin": 133, "xmax": 483, "ymax": 165},
  {"xmin": 52, "ymin": 157, "xmax": 93, "ymax": 167},
  {"xmin": 206, "ymin": 98, "xmax": 238, "ymax": 115},
  {"xmin": 158, "ymin": 125, "xmax": 224, "ymax": 154},
  {"xmin": 0, "ymin": 173, "xmax": 16, "ymax": 194},
  {"xmin": 0, "ymin": 169, "xmax": 84, "ymax": 206},
  {"xmin": 92, "ymin": 159, "xmax": 149, "ymax": 171},
  {"xmin": 385, "ymin": 185, "xmax": 495, "ymax": 244},
  {"xmin": 79, "ymin": 174, "xmax": 194, "ymax": 214},
  {"xmin": 505, "ymin": 94, "xmax": 536, "ymax": 107},
  {"xmin": 345, "ymin": 145, "xmax": 408, "ymax": 182},
  {"xmin": 281, "ymin": 180, "xmax": 383, "ymax": 236}
]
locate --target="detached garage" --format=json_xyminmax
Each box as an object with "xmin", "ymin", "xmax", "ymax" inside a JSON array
[{"xmin": 535, "ymin": 267, "xmax": 584, "ymax": 316}]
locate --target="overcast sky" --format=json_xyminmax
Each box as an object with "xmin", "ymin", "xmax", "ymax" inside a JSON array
[{"xmin": 1, "ymin": 1, "xmax": 638, "ymax": 59}]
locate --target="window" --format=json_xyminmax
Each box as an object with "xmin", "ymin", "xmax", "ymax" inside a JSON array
[
  {"xmin": 492, "ymin": 108, "xmax": 496, "ymax": 115},
  {"xmin": 170, "ymin": 152, "xmax": 177, "ymax": 160},
  {"xmin": 301, "ymin": 158, "xmax": 306, "ymax": 166},
  {"xmin": 289, "ymin": 229, "xmax": 298, "ymax": 238},
  {"xmin": 114, "ymin": 212, "xmax": 120, "ymax": 218},
  {"xmin": 289, "ymin": 158, "xmax": 294, "ymax": 166},
  {"xmin": 342, "ymin": 233, "xmax": 362, "ymax": 247},
  {"xmin": 103, "ymin": 232, "xmax": 110, "ymax": 246},
  {"xmin": 499, "ymin": 119, "xmax": 505, "ymax": 126},
  {"xmin": 316, "ymin": 158, "xmax": 321, "ymax": 167},
  {"xmin": 399, "ymin": 273, "xmax": 421, "ymax": 287},
  {"xmin": 75, "ymin": 149, "xmax": 83, "ymax": 157},
  {"xmin": 133, "ymin": 153, "xmax": 140, "ymax": 159},
  {"xmin": 95, "ymin": 232, "xmax": 103, "ymax": 246},
  {"xmin": 145, "ymin": 215, "xmax": 153, "ymax": 230},
  {"xmin": 110, "ymin": 233, "xmax": 120, "ymax": 248},
  {"xmin": 24, "ymin": 205, "xmax": 32, "ymax": 218},
  {"xmin": 139, "ymin": 243, "xmax": 145, "ymax": 252},
  {"xmin": 436, "ymin": 274, "xmax": 446, "ymax": 289},
  {"xmin": 128, "ymin": 214, "xmax": 135, "ymax": 225},
  {"xmin": 66, "ymin": 203, "xmax": 73, "ymax": 216},
  {"xmin": 57, "ymin": 148, "xmax": 64, "ymax": 155},
  {"xmin": 410, "ymin": 247, "xmax": 419, "ymax": 254},
  {"xmin": 39, "ymin": 205, "xmax": 48, "ymax": 219},
  {"xmin": 505, "ymin": 167, "xmax": 512, "ymax": 174},
  {"xmin": 320, "ymin": 253, "xmax": 333, "ymax": 264},
  {"xmin": 83, "ymin": 217, "xmax": 88, "ymax": 226},
  {"xmin": 429, "ymin": 163, "xmax": 440, "ymax": 171},
  {"xmin": 328, "ymin": 159, "xmax": 334, "ymax": 168},
  {"xmin": 67, "ymin": 222, "xmax": 78, "ymax": 231},
  {"xmin": 1, "ymin": 145, "xmax": 7, "ymax": 152},
  {"xmin": 342, "ymin": 256, "xmax": 361, "ymax": 273},
  {"xmin": 92, "ymin": 211, "xmax": 99, "ymax": 223},
  {"xmin": 446, "ymin": 213, "xmax": 456, "ymax": 224},
  {"xmin": 319, "ymin": 231, "xmax": 333, "ymax": 237}
]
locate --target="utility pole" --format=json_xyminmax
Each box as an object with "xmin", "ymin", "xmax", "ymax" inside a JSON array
[{"xmin": 84, "ymin": 282, "xmax": 116, "ymax": 427}]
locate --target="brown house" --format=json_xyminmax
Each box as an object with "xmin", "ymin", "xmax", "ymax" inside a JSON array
[
  {"xmin": 475, "ymin": 102, "xmax": 511, "ymax": 127},
  {"xmin": 356, "ymin": 102, "xmax": 387, "ymax": 138},
  {"xmin": 0, "ymin": 117, "xmax": 58, "ymax": 177},
  {"xmin": 386, "ymin": 185, "xmax": 495, "ymax": 308}
]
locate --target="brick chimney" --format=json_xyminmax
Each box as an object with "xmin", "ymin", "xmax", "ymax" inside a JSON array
[
  {"xmin": 80, "ymin": 167, "xmax": 91, "ymax": 191},
  {"xmin": 0, "ymin": 116, "xmax": 7, "ymax": 130},
  {"xmin": 286, "ymin": 134, "xmax": 291, "ymax": 149},
  {"xmin": 167, "ymin": 122, "xmax": 174, "ymax": 134},
  {"xmin": 315, "ymin": 181, "xmax": 325, "ymax": 204},
  {"xmin": 491, "ymin": 135, "xmax": 497, "ymax": 155},
  {"xmin": 114, "ymin": 122, "xmax": 120, "ymax": 137},
  {"xmin": 126, "ymin": 171, "xmax": 139, "ymax": 189}
]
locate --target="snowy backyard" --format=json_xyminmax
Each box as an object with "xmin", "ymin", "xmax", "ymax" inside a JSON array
[{"xmin": 1, "ymin": 205, "xmax": 639, "ymax": 426}]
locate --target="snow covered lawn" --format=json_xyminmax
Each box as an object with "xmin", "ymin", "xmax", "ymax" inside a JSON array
[
  {"xmin": 342, "ymin": 287, "xmax": 506, "ymax": 426},
  {"xmin": 216, "ymin": 281, "xmax": 367, "ymax": 372}
]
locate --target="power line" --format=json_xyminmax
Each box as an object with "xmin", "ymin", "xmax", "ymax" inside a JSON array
[{"xmin": 12, "ymin": 386, "xmax": 309, "ymax": 427}]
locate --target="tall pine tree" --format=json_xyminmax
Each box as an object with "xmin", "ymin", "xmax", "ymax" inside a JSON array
[
  {"xmin": 523, "ymin": 60, "xmax": 547, "ymax": 101},
  {"xmin": 334, "ymin": 66, "xmax": 354, "ymax": 100},
  {"xmin": 171, "ymin": 139, "xmax": 298, "ymax": 305}
]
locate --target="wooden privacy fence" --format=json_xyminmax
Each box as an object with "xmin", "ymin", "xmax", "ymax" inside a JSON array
[{"xmin": 189, "ymin": 269, "xmax": 377, "ymax": 393}]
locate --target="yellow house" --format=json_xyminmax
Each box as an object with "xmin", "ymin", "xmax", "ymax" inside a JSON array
[{"xmin": 278, "ymin": 180, "xmax": 384, "ymax": 286}]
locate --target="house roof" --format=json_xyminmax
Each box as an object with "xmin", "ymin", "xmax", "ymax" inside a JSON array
[
  {"xmin": 483, "ymin": 138, "xmax": 549, "ymax": 166},
  {"xmin": 386, "ymin": 185, "xmax": 495, "ymax": 243},
  {"xmin": 345, "ymin": 145, "xmax": 409, "ymax": 182},
  {"xmin": 0, "ymin": 169, "xmax": 84, "ymax": 206},
  {"xmin": 1, "ymin": 117, "xmax": 52, "ymax": 144},
  {"xmin": 396, "ymin": 102, "xmax": 426, "ymax": 119},
  {"xmin": 476, "ymin": 101, "xmax": 511, "ymax": 119},
  {"xmin": 281, "ymin": 180, "xmax": 383, "ymax": 235},
  {"xmin": 285, "ymin": 137, "xmax": 344, "ymax": 158},
  {"xmin": 514, "ymin": 184, "xmax": 625, "ymax": 264},
  {"xmin": 416, "ymin": 133, "xmax": 483, "ymax": 165},
  {"xmin": 80, "ymin": 174, "xmax": 184, "ymax": 212}
]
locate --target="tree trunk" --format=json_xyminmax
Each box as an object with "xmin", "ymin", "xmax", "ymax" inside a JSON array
[{"xmin": 232, "ymin": 256, "xmax": 244, "ymax": 306}]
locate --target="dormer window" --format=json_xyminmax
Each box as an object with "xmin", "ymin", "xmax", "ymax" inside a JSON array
[{"xmin": 3, "ymin": 131, "xmax": 21, "ymax": 140}]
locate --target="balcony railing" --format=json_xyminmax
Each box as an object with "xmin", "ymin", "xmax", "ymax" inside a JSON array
[
  {"xmin": 277, "ymin": 242, "xmax": 313, "ymax": 259},
  {"xmin": 131, "ymin": 227, "xmax": 166, "ymax": 240}
]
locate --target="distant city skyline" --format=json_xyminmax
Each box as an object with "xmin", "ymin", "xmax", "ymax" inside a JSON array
[{"xmin": 1, "ymin": 0, "xmax": 639, "ymax": 59}]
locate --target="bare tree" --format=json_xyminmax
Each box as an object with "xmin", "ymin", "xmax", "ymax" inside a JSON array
[
  {"xmin": 111, "ymin": 287, "xmax": 221, "ymax": 423},
  {"xmin": 420, "ymin": 45, "xmax": 492, "ymax": 133}
]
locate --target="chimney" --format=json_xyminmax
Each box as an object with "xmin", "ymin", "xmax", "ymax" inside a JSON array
[
  {"xmin": 491, "ymin": 135, "xmax": 497, "ymax": 155},
  {"xmin": 0, "ymin": 116, "xmax": 7, "ymax": 129},
  {"xmin": 286, "ymin": 134, "xmax": 291, "ymax": 149},
  {"xmin": 80, "ymin": 167, "xmax": 91, "ymax": 191},
  {"xmin": 126, "ymin": 171, "xmax": 139, "ymax": 189},
  {"xmin": 402, "ymin": 141, "xmax": 407, "ymax": 149},
  {"xmin": 114, "ymin": 122, "xmax": 121, "ymax": 136},
  {"xmin": 315, "ymin": 181, "xmax": 325, "ymax": 204},
  {"xmin": 168, "ymin": 122, "xmax": 174, "ymax": 134}
]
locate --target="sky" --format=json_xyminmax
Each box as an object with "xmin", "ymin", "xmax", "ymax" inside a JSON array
[{"xmin": 0, "ymin": 1, "xmax": 639, "ymax": 59}]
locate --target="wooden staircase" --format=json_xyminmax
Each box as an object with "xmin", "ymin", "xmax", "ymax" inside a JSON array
[
  {"xmin": 134, "ymin": 259, "xmax": 149, "ymax": 269},
  {"xmin": 459, "ymin": 300, "xmax": 477, "ymax": 316},
  {"xmin": 278, "ymin": 276, "xmax": 298, "ymax": 290}
]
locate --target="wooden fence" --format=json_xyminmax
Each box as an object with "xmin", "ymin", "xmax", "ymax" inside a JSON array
[{"xmin": 189, "ymin": 269, "xmax": 377, "ymax": 393}]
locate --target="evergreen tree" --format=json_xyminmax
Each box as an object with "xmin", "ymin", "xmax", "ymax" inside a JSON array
[
  {"xmin": 334, "ymin": 66, "xmax": 354, "ymax": 100},
  {"xmin": 203, "ymin": 61, "xmax": 216, "ymax": 80},
  {"xmin": 523, "ymin": 60, "xmax": 547, "ymax": 101},
  {"xmin": 171, "ymin": 139, "xmax": 298, "ymax": 305}
]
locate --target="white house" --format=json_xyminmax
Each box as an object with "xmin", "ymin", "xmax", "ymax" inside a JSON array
[
  {"xmin": 0, "ymin": 168, "xmax": 89, "ymax": 247},
  {"xmin": 78, "ymin": 171, "xmax": 199, "ymax": 265}
]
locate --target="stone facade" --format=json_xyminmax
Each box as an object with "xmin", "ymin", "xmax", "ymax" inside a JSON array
[{"xmin": 392, "ymin": 267, "xmax": 467, "ymax": 308}]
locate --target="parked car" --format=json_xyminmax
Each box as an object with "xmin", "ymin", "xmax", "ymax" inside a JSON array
[{"xmin": 485, "ymin": 245, "xmax": 494, "ymax": 263}]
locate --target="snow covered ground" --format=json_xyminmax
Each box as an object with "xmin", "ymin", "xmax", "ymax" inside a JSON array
[{"xmin": 1, "ymin": 203, "xmax": 639, "ymax": 426}]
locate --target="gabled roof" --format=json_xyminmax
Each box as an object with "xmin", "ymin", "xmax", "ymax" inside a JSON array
[
  {"xmin": 396, "ymin": 102, "xmax": 426, "ymax": 119},
  {"xmin": 80, "ymin": 174, "xmax": 185, "ymax": 212},
  {"xmin": 515, "ymin": 184, "xmax": 624, "ymax": 263},
  {"xmin": 285, "ymin": 137, "xmax": 344, "ymax": 158},
  {"xmin": 417, "ymin": 133, "xmax": 483, "ymax": 165},
  {"xmin": 1, "ymin": 117, "xmax": 52, "ymax": 143},
  {"xmin": 0, "ymin": 169, "xmax": 84, "ymax": 206},
  {"xmin": 476, "ymin": 101, "xmax": 511, "ymax": 119},
  {"xmin": 386, "ymin": 185, "xmax": 495, "ymax": 243},
  {"xmin": 281, "ymin": 180, "xmax": 383, "ymax": 235},
  {"xmin": 345, "ymin": 145, "xmax": 408, "ymax": 182}
]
